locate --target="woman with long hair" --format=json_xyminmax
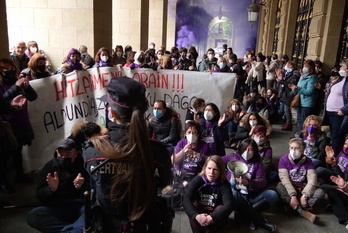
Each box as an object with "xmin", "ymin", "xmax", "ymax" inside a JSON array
[{"xmin": 83, "ymin": 77, "xmax": 171, "ymax": 232}]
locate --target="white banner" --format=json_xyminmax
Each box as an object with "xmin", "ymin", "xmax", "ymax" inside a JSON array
[{"xmin": 23, "ymin": 67, "xmax": 236, "ymax": 171}]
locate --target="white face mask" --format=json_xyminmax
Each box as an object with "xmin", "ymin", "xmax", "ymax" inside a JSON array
[
  {"xmin": 157, "ymin": 55, "xmax": 162, "ymax": 60},
  {"xmin": 108, "ymin": 110, "xmax": 114, "ymax": 121},
  {"xmin": 253, "ymin": 138, "xmax": 261, "ymax": 144},
  {"xmin": 339, "ymin": 69, "xmax": 347, "ymax": 77},
  {"xmin": 242, "ymin": 151, "xmax": 253, "ymax": 161},
  {"xmin": 101, "ymin": 56, "xmax": 108, "ymax": 62},
  {"xmin": 249, "ymin": 120, "xmax": 257, "ymax": 127},
  {"xmin": 116, "ymin": 52, "xmax": 122, "ymax": 57},
  {"xmin": 208, "ymin": 54, "xmax": 214, "ymax": 60},
  {"xmin": 290, "ymin": 150, "xmax": 301, "ymax": 160},
  {"xmin": 30, "ymin": 46, "xmax": 37, "ymax": 53},
  {"xmin": 302, "ymin": 67, "xmax": 309, "ymax": 74},
  {"xmin": 231, "ymin": 105, "xmax": 239, "ymax": 111},
  {"xmin": 204, "ymin": 111, "xmax": 214, "ymax": 121},
  {"xmin": 186, "ymin": 134, "xmax": 198, "ymax": 144}
]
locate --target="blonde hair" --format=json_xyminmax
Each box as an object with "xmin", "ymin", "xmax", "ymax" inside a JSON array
[{"xmin": 198, "ymin": 155, "xmax": 227, "ymax": 183}]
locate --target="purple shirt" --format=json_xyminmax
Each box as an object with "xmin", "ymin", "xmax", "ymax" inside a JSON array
[
  {"xmin": 336, "ymin": 152, "xmax": 348, "ymax": 172},
  {"xmin": 174, "ymin": 139, "xmax": 211, "ymax": 173},
  {"xmin": 221, "ymin": 152, "xmax": 266, "ymax": 191},
  {"xmin": 278, "ymin": 153, "xmax": 315, "ymax": 186}
]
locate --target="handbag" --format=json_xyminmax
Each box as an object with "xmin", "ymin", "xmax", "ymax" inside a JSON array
[
  {"xmin": 290, "ymin": 94, "xmax": 300, "ymax": 109},
  {"xmin": 0, "ymin": 119, "xmax": 19, "ymax": 151}
]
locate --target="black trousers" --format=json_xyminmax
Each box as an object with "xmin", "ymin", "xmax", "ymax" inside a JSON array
[{"xmin": 327, "ymin": 188, "xmax": 348, "ymax": 224}]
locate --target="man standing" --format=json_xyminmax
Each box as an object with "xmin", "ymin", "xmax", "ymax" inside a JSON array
[
  {"xmin": 149, "ymin": 100, "xmax": 181, "ymax": 154},
  {"xmin": 11, "ymin": 41, "xmax": 30, "ymax": 72},
  {"xmin": 27, "ymin": 138, "xmax": 89, "ymax": 233},
  {"xmin": 199, "ymin": 48, "xmax": 218, "ymax": 72}
]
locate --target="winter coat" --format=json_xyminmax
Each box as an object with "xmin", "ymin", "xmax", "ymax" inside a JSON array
[
  {"xmin": 293, "ymin": 73, "xmax": 318, "ymax": 108},
  {"xmin": 279, "ymin": 70, "xmax": 300, "ymax": 105}
]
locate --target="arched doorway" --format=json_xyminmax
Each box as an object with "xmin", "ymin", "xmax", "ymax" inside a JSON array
[{"xmin": 207, "ymin": 16, "xmax": 233, "ymax": 55}]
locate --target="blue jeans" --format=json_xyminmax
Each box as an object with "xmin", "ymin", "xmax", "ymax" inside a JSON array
[
  {"xmin": 327, "ymin": 111, "xmax": 345, "ymax": 155},
  {"xmin": 297, "ymin": 106, "xmax": 314, "ymax": 130},
  {"xmin": 226, "ymin": 120, "xmax": 238, "ymax": 133},
  {"xmin": 232, "ymin": 189, "xmax": 278, "ymax": 208},
  {"xmin": 27, "ymin": 204, "xmax": 85, "ymax": 233}
]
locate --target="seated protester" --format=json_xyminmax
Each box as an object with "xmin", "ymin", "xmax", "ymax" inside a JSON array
[
  {"xmin": 251, "ymin": 125, "xmax": 278, "ymax": 184},
  {"xmin": 21, "ymin": 53, "xmax": 51, "ymax": 80},
  {"xmin": 93, "ymin": 47, "xmax": 114, "ymax": 68},
  {"xmin": 294, "ymin": 115, "xmax": 330, "ymax": 168},
  {"xmin": 223, "ymin": 99, "xmax": 246, "ymax": 145},
  {"xmin": 174, "ymin": 48, "xmax": 194, "ymax": 71},
  {"xmin": 148, "ymin": 100, "xmax": 181, "ymax": 154},
  {"xmin": 250, "ymin": 96, "xmax": 269, "ymax": 120},
  {"xmin": 172, "ymin": 121, "xmax": 211, "ymax": 208},
  {"xmin": 183, "ymin": 155, "xmax": 234, "ymax": 233},
  {"xmin": 59, "ymin": 48, "xmax": 83, "ymax": 74},
  {"xmin": 316, "ymin": 137, "xmax": 348, "ymax": 191},
  {"xmin": 200, "ymin": 103, "xmax": 226, "ymax": 156},
  {"xmin": 157, "ymin": 54, "xmax": 173, "ymax": 70},
  {"xmin": 276, "ymin": 138, "xmax": 324, "ymax": 223},
  {"xmin": 185, "ymin": 98, "xmax": 205, "ymax": 123},
  {"xmin": 211, "ymin": 57, "xmax": 229, "ymax": 73},
  {"xmin": 132, "ymin": 51, "xmax": 149, "ymax": 68},
  {"xmin": 235, "ymin": 112, "xmax": 272, "ymax": 142},
  {"xmin": 265, "ymin": 88, "xmax": 280, "ymax": 124},
  {"xmin": 221, "ymin": 138, "xmax": 277, "ymax": 232},
  {"xmin": 325, "ymin": 175, "xmax": 348, "ymax": 230},
  {"xmin": 113, "ymin": 45, "xmax": 126, "ymax": 66},
  {"xmin": 244, "ymin": 88, "xmax": 260, "ymax": 110},
  {"xmin": 199, "ymin": 48, "xmax": 218, "ymax": 72},
  {"xmin": 27, "ymin": 138, "xmax": 89, "ymax": 233}
]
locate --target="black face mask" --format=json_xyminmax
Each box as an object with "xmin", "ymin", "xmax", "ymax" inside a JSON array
[
  {"xmin": 138, "ymin": 57, "xmax": 145, "ymax": 63},
  {"xmin": 3, "ymin": 70, "xmax": 15, "ymax": 81},
  {"xmin": 57, "ymin": 157, "xmax": 73, "ymax": 168},
  {"xmin": 331, "ymin": 71, "xmax": 339, "ymax": 76},
  {"xmin": 181, "ymin": 55, "xmax": 186, "ymax": 60},
  {"xmin": 37, "ymin": 65, "xmax": 46, "ymax": 73}
]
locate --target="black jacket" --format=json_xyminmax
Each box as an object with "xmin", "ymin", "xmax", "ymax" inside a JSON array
[
  {"xmin": 148, "ymin": 107, "xmax": 181, "ymax": 145},
  {"xmin": 36, "ymin": 155, "xmax": 90, "ymax": 205},
  {"xmin": 279, "ymin": 70, "xmax": 300, "ymax": 105}
]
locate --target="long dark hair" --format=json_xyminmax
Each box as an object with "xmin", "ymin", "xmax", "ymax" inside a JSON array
[
  {"xmin": 237, "ymin": 138, "xmax": 261, "ymax": 163},
  {"xmin": 203, "ymin": 102, "xmax": 220, "ymax": 122},
  {"xmin": 90, "ymin": 95, "xmax": 153, "ymax": 221}
]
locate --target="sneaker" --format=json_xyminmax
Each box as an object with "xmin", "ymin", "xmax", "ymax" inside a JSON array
[
  {"xmin": 15, "ymin": 174, "xmax": 33, "ymax": 183},
  {"xmin": 249, "ymin": 221, "xmax": 256, "ymax": 230},
  {"xmin": 260, "ymin": 219, "xmax": 277, "ymax": 233},
  {"xmin": 346, "ymin": 222, "xmax": 348, "ymax": 230}
]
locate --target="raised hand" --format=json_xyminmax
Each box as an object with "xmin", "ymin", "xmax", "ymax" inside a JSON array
[
  {"xmin": 47, "ymin": 171, "xmax": 59, "ymax": 192},
  {"xmin": 73, "ymin": 173, "xmax": 85, "ymax": 189}
]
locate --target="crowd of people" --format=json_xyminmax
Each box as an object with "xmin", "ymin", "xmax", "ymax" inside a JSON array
[{"xmin": 1, "ymin": 40, "xmax": 348, "ymax": 233}]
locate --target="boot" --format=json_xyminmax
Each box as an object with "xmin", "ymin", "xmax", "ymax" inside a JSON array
[
  {"xmin": 259, "ymin": 218, "xmax": 277, "ymax": 233},
  {"xmin": 297, "ymin": 207, "xmax": 316, "ymax": 223},
  {"xmin": 252, "ymin": 198, "xmax": 270, "ymax": 213},
  {"xmin": 281, "ymin": 123, "xmax": 292, "ymax": 131}
]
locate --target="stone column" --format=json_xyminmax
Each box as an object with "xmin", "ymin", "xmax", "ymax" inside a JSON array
[
  {"xmin": 0, "ymin": 0, "xmax": 9, "ymax": 59},
  {"xmin": 306, "ymin": 0, "xmax": 345, "ymax": 72},
  {"xmin": 93, "ymin": 0, "xmax": 112, "ymax": 53},
  {"xmin": 149, "ymin": 0, "xmax": 166, "ymax": 49},
  {"xmin": 258, "ymin": 0, "xmax": 278, "ymax": 55},
  {"xmin": 166, "ymin": 0, "xmax": 177, "ymax": 48}
]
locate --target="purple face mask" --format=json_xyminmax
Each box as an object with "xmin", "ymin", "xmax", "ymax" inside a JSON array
[
  {"xmin": 343, "ymin": 146, "xmax": 348, "ymax": 154},
  {"xmin": 306, "ymin": 126, "xmax": 318, "ymax": 134}
]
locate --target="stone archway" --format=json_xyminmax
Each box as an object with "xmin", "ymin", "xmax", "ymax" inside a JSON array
[{"xmin": 207, "ymin": 16, "xmax": 233, "ymax": 55}]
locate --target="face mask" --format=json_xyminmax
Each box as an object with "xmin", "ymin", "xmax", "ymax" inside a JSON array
[
  {"xmin": 107, "ymin": 111, "xmax": 114, "ymax": 121},
  {"xmin": 57, "ymin": 157, "xmax": 73, "ymax": 168},
  {"xmin": 116, "ymin": 51, "xmax": 122, "ymax": 57},
  {"xmin": 219, "ymin": 63, "xmax": 226, "ymax": 69},
  {"xmin": 231, "ymin": 105, "xmax": 239, "ymax": 111},
  {"xmin": 149, "ymin": 45, "xmax": 155, "ymax": 50},
  {"xmin": 315, "ymin": 67, "xmax": 320, "ymax": 73},
  {"xmin": 250, "ymin": 93, "xmax": 255, "ymax": 97},
  {"xmin": 3, "ymin": 70, "xmax": 15, "ymax": 80},
  {"xmin": 101, "ymin": 56, "xmax": 108, "ymax": 62},
  {"xmin": 290, "ymin": 150, "xmax": 301, "ymax": 160},
  {"xmin": 242, "ymin": 151, "xmax": 253, "ymax": 161},
  {"xmin": 284, "ymin": 65, "xmax": 288, "ymax": 70},
  {"xmin": 30, "ymin": 47, "xmax": 37, "ymax": 53},
  {"xmin": 339, "ymin": 69, "xmax": 347, "ymax": 77},
  {"xmin": 204, "ymin": 111, "xmax": 214, "ymax": 121},
  {"xmin": 153, "ymin": 109, "xmax": 162, "ymax": 118},
  {"xmin": 186, "ymin": 134, "xmax": 198, "ymax": 144},
  {"xmin": 343, "ymin": 146, "xmax": 348, "ymax": 154},
  {"xmin": 157, "ymin": 55, "xmax": 162, "ymax": 60},
  {"xmin": 331, "ymin": 71, "xmax": 339, "ymax": 76},
  {"xmin": 306, "ymin": 126, "xmax": 318, "ymax": 134},
  {"xmin": 37, "ymin": 65, "xmax": 46, "ymax": 72},
  {"xmin": 249, "ymin": 120, "xmax": 257, "ymax": 127},
  {"xmin": 208, "ymin": 54, "xmax": 214, "ymax": 60},
  {"xmin": 70, "ymin": 57, "xmax": 79, "ymax": 63},
  {"xmin": 181, "ymin": 54, "xmax": 186, "ymax": 59},
  {"xmin": 287, "ymin": 68, "xmax": 293, "ymax": 73},
  {"xmin": 303, "ymin": 67, "xmax": 309, "ymax": 74},
  {"xmin": 138, "ymin": 57, "xmax": 145, "ymax": 63}
]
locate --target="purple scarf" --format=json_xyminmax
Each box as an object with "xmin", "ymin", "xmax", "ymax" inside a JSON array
[{"xmin": 66, "ymin": 61, "xmax": 83, "ymax": 71}]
